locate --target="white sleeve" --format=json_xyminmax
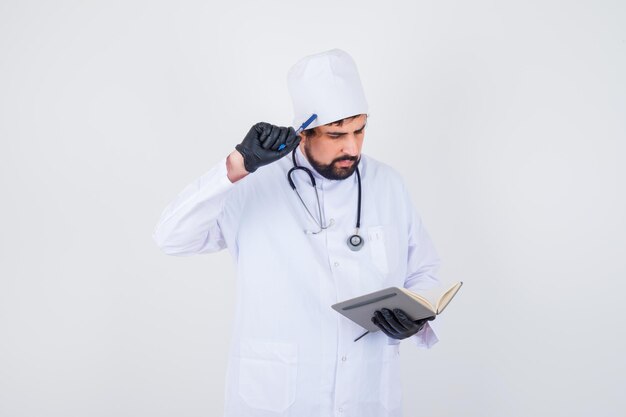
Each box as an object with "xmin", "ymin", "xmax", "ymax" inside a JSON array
[
  {"xmin": 411, "ymin": 319, "xmax": 440, "ymax": 349},
  {"xmin": 152, "ymin": 157, "xmax": 236, "ymax": 256},
  {"xmin": 401, "ymin": 184, "xmax": 443, "ymax": 349}
]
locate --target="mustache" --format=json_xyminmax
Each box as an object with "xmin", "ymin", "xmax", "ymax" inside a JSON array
[{"xmin": 332, "ymin": 155, "xmax": 359, "ymax": 164}]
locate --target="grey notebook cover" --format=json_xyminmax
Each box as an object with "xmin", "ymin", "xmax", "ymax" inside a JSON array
[{"xmin": 331, "ymin": 287, "xmax": 436, "ymax": 332}]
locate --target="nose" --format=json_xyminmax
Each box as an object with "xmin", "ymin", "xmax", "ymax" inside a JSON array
[{"xmin": 342, "ymin": 134, "xmax": 359, "ymax": 156}]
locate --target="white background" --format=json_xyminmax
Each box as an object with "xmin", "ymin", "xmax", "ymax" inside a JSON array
[{"xmin": 1, "ymin": 1, "xmax": 625, "ymax": 416}]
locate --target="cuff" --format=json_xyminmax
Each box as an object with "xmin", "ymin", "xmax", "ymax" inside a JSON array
[{"xmin": 410, "ymin": 320, "xmax": 439, "ymax": 349}]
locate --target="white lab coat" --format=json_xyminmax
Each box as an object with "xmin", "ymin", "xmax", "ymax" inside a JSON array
[{"xmin": 153, "ymin": 146, "xmax": 442, "ymax": 417}]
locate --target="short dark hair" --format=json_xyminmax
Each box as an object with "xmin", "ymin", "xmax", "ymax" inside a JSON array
[{"xmin": 302, "ymin": 114, "xmax": 365, "ymax": 139}]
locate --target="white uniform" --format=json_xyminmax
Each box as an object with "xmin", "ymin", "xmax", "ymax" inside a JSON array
[{"xmin": 153, "ymin": 146, "xmax": 442, "ymax": 417}]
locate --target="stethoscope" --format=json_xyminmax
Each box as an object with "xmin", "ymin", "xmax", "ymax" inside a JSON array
[{"xmin": 286, "ymin": 147, "xmax": 364, "ymax": 251}]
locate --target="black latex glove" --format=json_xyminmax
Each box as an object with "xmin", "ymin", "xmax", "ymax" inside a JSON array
[
  {"xmin": 235, "ymin": 122, "xmax": 300, "ymax": 173},
  {"xmin": 371, "ymin": 308, "xmax": 436, "ymax": 340}
]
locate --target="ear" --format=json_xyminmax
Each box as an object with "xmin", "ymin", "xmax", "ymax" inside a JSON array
[{"xmin": 298, "ymin": 131, "xmax": 307, "ymax": 146}]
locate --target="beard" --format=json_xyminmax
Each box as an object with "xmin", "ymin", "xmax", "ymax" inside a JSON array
[{"xmin": 303, "ymin": 142, "xmax": 360, "ymax": 180}]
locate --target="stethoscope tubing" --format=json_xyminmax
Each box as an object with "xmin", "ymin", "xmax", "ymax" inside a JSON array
[{"xmin": 287, "ymin": 148, "xmax": 363, "ymax": 250}]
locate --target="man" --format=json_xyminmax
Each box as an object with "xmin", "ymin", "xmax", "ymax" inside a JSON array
[{"xmin": 153, "ymin": 49, "xmax": 441, "ymax": 417}]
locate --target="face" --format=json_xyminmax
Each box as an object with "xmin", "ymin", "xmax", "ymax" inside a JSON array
[{"xmin": 299, "ymin": 114, "xmax": 367, "ymax": 180}]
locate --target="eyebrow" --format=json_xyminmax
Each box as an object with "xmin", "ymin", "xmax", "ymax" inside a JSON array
[{"xmin": 325, "ymin": 123, "xmax": 367, "ymax": 136}]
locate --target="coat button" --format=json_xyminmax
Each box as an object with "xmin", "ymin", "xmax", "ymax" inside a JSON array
[
  {"xmin": 341, "ymin": 356, "xmax": 347, "ymax": 362},
  {"xmin": 334, "ymin": 261, "xmax": 340, "ymax": 267}
]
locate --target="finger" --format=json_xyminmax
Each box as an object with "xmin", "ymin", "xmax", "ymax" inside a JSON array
[
  {"xmin": 372, "ymin": 316, "xmax": 396, "ymax": 338},
  {"xmin": 262, "ymin": 125, "xmax": 281, "ymax": 150},
  {"xmin": 279, "ymin": 128, "xmax": 301, "ymax": 155},
  {"xmin": 394, "ymin": 309, "xmax": 418, "ymax": 330},
  {"xmin": 271, "ymin": 127, "xmax": 289, "ymax": 151},
  {"xmin": 286, "ymin": 127, "xmax": 298, "ymax": 143},
  {"xmin": 413, "ymin": 317, "xmax": 435, "ymax": 332},
  {"xmin": 291, "ymin": 133, "xmax": 302, "ymax": 146},
  {"xmin": 259, "ymin": 125, "xmax": 273, "ymax": 148},
  {"xmin": 255, "ymin": 122, "xmax": 272, "ymax": 144},
  {"xmin": 412, "ymin": 321, "xmax": 427, "ymax": 333},
  {"xmin": 414, "ymin": 316, "xmax": 436, "ymax": 325},
  {"xmin": 374, "ymin": 311, "xmax": 399, "ymax": 337},
  {"xmin": 381, "ymin": 308, "xmax": 412, "ymax": 333}
]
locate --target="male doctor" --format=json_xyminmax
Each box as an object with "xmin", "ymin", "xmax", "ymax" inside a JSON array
[{"xmin": 153, "ymin": 49, "xmax": 441, "ymax": 417}]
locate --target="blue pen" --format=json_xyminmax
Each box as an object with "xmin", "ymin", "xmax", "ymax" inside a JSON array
[{"xmin": 278, "ymin": 113, "xmax": 318, "ymax": 151}]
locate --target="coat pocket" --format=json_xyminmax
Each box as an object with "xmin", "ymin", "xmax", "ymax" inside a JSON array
[
  {"xmin": 368, "ymin": 225, "xmax": 390, "ymax": 274},
  {"xmin": 379, "ymin": 343, "xmax": 402, "ymax": 411},
  {"xmin": 368, "ymin": 224, "xmax": 402, "ymax": 276},
  {"xmin": 238, "ymin": 339, "xmax": 298, "ymax": 413}
]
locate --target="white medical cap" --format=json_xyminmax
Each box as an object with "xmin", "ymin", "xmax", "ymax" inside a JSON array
[{"xmin": 287, "ymin": 49, "xmax": 368, "ymax": 130}]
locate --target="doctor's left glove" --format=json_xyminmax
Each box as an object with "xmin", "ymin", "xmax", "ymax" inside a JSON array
[
  {"xmin": 371, "ymin": 308, "xmax": 435, "ymax": 340},
  {"xmin": 235, "ymin": 122, "xmax": 301, "ymax": 173}
]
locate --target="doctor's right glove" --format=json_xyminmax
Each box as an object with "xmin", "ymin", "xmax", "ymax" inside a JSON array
[
  {"xmin": 235, "ymin": 122, "xmax": 300, "ymax": 173},
  {"xmin": 371, "ymin": 308, "xmax": 436, "ymax": 340}
]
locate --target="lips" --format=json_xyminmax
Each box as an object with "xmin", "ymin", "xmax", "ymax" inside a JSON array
[{"xmin": 336, "ymin": 160, "xmax": 354, "ymax": 168}]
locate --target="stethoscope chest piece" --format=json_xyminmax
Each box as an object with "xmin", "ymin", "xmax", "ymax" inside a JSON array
[{"xmin": 347, "ymin": 233, "xmax": 364, "ymax": 251}]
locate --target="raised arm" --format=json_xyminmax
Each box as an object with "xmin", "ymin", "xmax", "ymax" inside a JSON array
[{"xmin": 152, "ymin": 123, "xmax": 300, "ymax": 256}]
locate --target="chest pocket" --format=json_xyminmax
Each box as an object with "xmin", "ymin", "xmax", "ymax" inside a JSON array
[{"xmin": 367, "ymin": 225, "xmax": 399, "ymax": 276}]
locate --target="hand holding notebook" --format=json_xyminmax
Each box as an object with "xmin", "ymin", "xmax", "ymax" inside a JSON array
[{"xmin": 331, "ymin": 282, "xmax": 463, "ymax": 338}]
